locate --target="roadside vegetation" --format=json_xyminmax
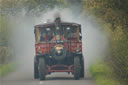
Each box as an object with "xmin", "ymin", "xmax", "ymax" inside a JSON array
[
  {"xmin": 89, "ymin": 62, "xmax": 122, "ymax": 85},
  {"xmin": 83, "ymin": 0, "xmax": 128, "ymax": 85},
  {"xmin": 0, "ymin": 14, "xmax": 15, "ymax": 77},
  {"xmin": 0, "ymin": 63, "xmax": 16, "ymax": 77}
]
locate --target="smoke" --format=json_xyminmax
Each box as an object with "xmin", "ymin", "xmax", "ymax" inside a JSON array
[{"xmin": 9, "ymin": 7, "xmax": 108, "ymax": 78}]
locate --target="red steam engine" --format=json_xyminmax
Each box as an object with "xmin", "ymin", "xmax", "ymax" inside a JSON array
[{"xmin": 34, "ymin": 17, "xmax": 84, "ymax": 80}]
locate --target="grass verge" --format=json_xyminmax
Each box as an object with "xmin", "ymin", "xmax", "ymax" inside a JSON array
[
  {"xmin": 89, "ymin": 62, "xmax": 121, "ymax": 85},
  {"xmin": 0, "ymin": 63, "xmax": 16, "ymax": 77}
]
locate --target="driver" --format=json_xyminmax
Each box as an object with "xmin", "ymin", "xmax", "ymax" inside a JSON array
[
  {"xmin": 40, "ymin": 32, "xmax": 49, "ymax": 41},
  {"xmin": 40, "ymin": 33, "xmax": 46, "ymax": 41},
  {"xmin": 51, "ymin": 34, "xmax": 65, "ymax": 41}
]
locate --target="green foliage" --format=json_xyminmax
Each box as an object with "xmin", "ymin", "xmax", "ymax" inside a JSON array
[
  {"xmin": 0, "ymin": 0, "xmax": 70, "ymax": 15},
  {"xmin": 0, "ymin": 63, "xmax": 16, "ymax": 77},
  {"xmin": 103, "ymin": 19, "xmax": 128, "ymax": 82},
  {"xmin": 96, "ymin": 78, "xmax": 116, "ymax": 85},
  {"xmin": 0, "ymin": 14, "xmax": 13, "ymax": 64},
  {"xmin": 90, "ymin": 62, "xmax": 120, "ymax": 85},
  {"xmin": 83, "ymin": 0, "xmax": 128, "ymax": 84},
  {"xmin": 83, "ymin": 0, "xmax": 128, "ymax": 30},
  {"xmin": 0, "ymin": 47, "xmax": 9, "ymax": 64},
  {"xmin": 0, "ymin": 14, "xmax": 9, "ymax": 46},
  {"xmin": 90, "ymin": 62, "xmax": 112, "ymax": 78}
]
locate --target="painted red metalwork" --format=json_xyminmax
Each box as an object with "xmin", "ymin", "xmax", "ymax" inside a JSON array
[
  {"xmin": 35, "ymin": 41, "xmax": 82, "ymax": 55},
  {"xmin": 47, "ymin": 65, "xmax": 73, "ymax": 73}
]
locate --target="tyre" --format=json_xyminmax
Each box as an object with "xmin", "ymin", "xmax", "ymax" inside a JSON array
[
  {"xmin": 74, "ymin": 56, "xmax": 81, "ymax": 80},
  {"xmin": 39, "ymin": 57, "xmax": 46, "ymax": 80},
  {"xmin": 34, "ymin": 62, "xmax": 39, "ymax": 79},
  {"xmin": 80, "ymin": 63, "xmax": 84, "ymax": 78}
]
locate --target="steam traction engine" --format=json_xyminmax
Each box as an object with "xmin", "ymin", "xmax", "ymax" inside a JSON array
[{"xmin": 34, "ymin": 17, "xmax": 84, "ymax": 80}]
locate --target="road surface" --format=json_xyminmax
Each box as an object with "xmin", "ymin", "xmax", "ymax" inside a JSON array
[{"xmin": 0, "ymin": 59, "xmax": 96, "ymax": 85}]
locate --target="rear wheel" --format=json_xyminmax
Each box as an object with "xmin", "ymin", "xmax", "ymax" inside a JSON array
[
  {"xmin": 39, "ymin": 57, "xmax": 46, "ymax": 80},
  {"xmin": 74, "ymin": 56, "xmax": 81, "ymax": 80},
  {"xmin": 34, "ymin": 62, "xmax": 39, "ymax": 79}
]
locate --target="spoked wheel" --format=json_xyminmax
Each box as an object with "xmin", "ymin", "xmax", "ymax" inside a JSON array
[
  {"xmin": 34, "ymin": 62, "xmax": 39, "ymax": 79},
  {"xmin": 74, "ymin": 56, "xmax": 81, "ymax": 80},
  {"xmin": 39, "ymin": 57, "xmax": 46, "ymax": 80}
]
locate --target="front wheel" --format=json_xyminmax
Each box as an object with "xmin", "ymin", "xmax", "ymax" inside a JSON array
[
  {"xmin": 39, "ymin": 57, "xmax": 46, "ymax": 80},
  {"xmin": 74, "ymin": 56, "xmax": 81, "ymax": 80},
  {"xmin": 80, "ymin": 63, "xmax": 84, "ymax": 78},
  {"xmin": 34, "ymin": 62, "xmax": 39, "ymax": 79}
]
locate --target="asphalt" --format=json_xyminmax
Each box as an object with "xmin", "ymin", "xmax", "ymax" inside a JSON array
[{"xmin": 0, "ymin": 59, "xmax": 96, "ymax": 85}]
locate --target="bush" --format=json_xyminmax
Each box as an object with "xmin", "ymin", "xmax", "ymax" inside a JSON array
[
  {"xmin": 89, "ymin": 62, "xmax": 120, "ymax": 85},
  {"xmin": 0, "ymin": 63, "xmax": 16, "ymax": 77},
  {"xmin": 96, "ymin": 77, "xmax": 116, "ymax": 85},
  {"xmin": 90, "ymin": 62, "xmax": 112, "ymax": 78}
]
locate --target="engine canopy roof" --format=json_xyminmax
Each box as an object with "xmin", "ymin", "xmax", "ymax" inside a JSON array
[{"xmin": 34, "ymin": 22, "xmax": 81, "ymax": 29}]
